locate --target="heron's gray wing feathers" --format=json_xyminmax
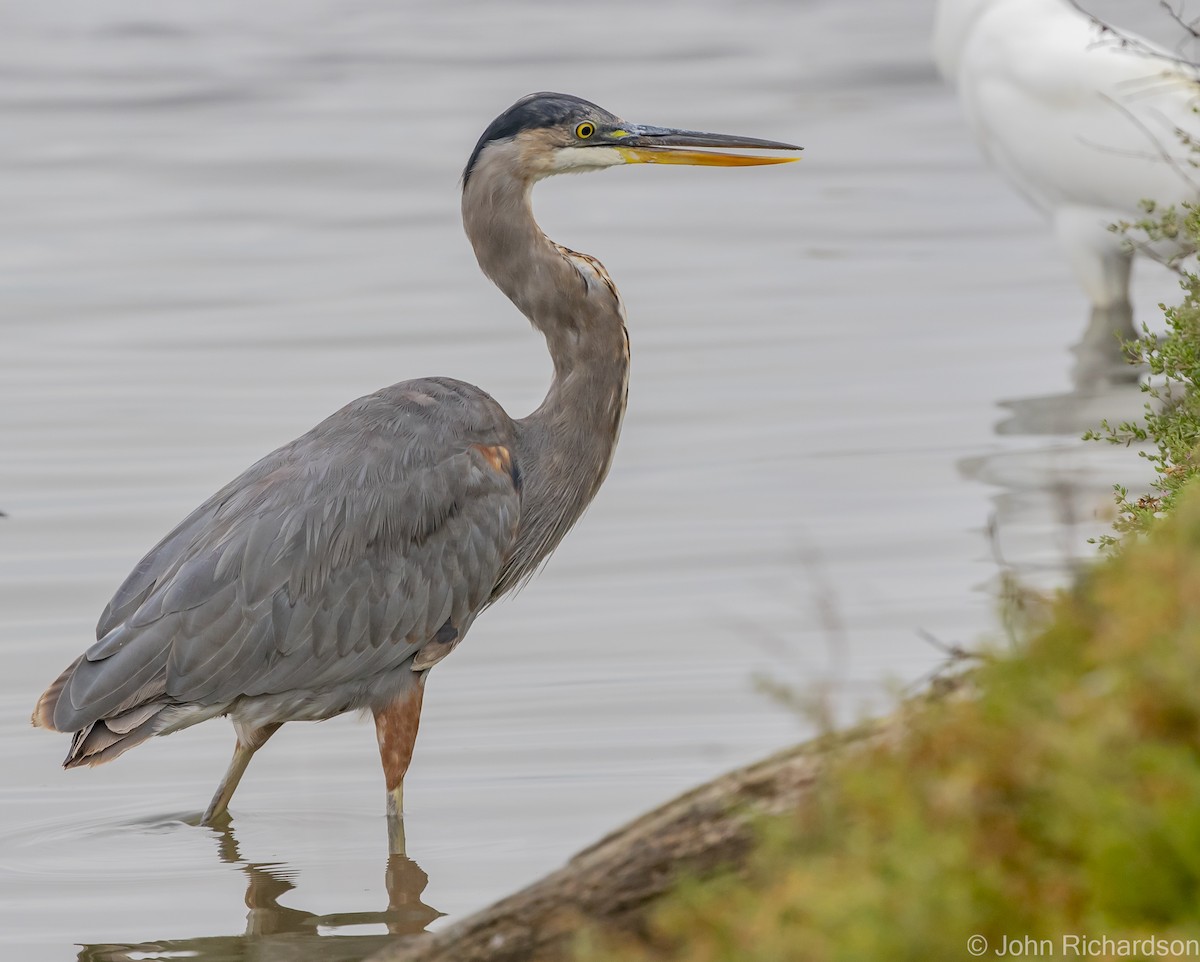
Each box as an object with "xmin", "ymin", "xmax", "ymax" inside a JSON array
[
  {"xmin": 54, "ymin": 379, "xmax": 520, "ymax": 732},
  {"xmin": 97, "ymin": 502, "xmax": 222, "ymax": 639}
]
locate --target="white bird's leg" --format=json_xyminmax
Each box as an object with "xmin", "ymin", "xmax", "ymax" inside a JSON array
[
  {"xmin": 373, "ymin": 676, "xmax": 427, "ymax": 856},
  {"xmin": 1053, "ymin": 207, "xmax": 1138, "ymax": 384},
  {"xmin": 202, "ymin": 722, "xmax": 283, "ymax": 825},
  {"xmin": 1053, "ymin": 207, "xmax": 1134, "ymax": 316}
]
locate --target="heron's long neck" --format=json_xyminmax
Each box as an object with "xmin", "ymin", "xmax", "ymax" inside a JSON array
[{"xmin": 462, "ymin": 160, "xmax": 630, "ymax": 586}]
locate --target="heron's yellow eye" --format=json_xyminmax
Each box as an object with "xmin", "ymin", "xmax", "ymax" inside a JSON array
[{"xmin": 575, "ymin": 122, "xmax": 596, "ymax": 140}]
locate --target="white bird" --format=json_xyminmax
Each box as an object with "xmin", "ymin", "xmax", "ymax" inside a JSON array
[{"xmin": 933, "ymin": 0, "xmax": 1200, "ymax": 378}]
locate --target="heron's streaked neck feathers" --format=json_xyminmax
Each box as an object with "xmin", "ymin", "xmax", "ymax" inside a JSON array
[{"xmin": 462, "ymin": 139, "xmax": 630, "ymax": 593}]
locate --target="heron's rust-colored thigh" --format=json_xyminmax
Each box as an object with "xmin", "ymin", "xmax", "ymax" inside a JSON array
[{"xmin": 372, "ymin": 683, "xmax": 426, "ymax": 792}]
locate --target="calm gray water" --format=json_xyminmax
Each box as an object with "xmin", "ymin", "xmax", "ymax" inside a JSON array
[{"xmin": 0, "ymin": 1, "xmax": 1169, "ymax": 959}]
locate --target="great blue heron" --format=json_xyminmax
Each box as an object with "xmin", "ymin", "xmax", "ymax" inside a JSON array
[
  {"xmin": 933, "ymin": 0, "xmax": 1200, "ymax": 380},
  {"xmin": 33, "ymin": 92, "xmax": 799, "ymax": 852}
]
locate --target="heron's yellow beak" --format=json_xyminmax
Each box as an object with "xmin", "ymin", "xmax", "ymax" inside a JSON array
[
  {"xmin": 611, "ymin": 125, "xmax": 801, "ymax": 167},
  {"xmin": 615, "ymin": 147, "xmax": 798, "ymax": 167}
]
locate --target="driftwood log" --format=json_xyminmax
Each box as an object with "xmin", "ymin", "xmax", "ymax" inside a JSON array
[{"xmin": 368, "ymin": 727, "xmax": 871, "ymax": 962}]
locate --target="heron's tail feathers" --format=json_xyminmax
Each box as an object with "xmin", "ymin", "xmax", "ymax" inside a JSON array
[
  {"xmin": 33, "ymin": 661, "xmax": 175, "ymax": 768},
  {"xmin": 62, "ymin": 702, "xmax": 175, "ymax": 768},
  {"xmin": 31, "ymin": 655, "xmax": 82, "ymax": 732}
]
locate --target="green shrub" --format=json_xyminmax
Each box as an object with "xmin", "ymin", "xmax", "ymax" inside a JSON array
[{"xmin": 1085, "ymin": 201, "xmax": 1200, "ymax": 545}]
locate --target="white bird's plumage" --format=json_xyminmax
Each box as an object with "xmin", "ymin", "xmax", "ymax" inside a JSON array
[{"xmin": 934, "ymin": 0, "xmax": 1200, "ymax": 321}]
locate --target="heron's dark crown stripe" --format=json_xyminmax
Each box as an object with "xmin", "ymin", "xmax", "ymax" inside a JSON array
[{"xmin": 462, "ymin": 92, "xmax": 610, "ymax": 186}]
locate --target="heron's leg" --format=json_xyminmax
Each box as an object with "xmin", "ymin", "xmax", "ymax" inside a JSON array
[
  {"xmin": 372, "ymin": 677, "xmax": 427, "ymax": 855},
  {"xmin": 202, "ymin": 722, "xmax": 283, "ymax": 825}
]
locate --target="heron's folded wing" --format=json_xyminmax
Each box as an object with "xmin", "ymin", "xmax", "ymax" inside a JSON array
[{"xmin": 55, "ymin": 385, "xmax": 521, "ymax": 732}]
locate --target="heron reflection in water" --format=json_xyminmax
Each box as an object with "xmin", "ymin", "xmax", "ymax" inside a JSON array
[
  {"xmin": 75, "ymin": 821, "xmax": 440, "ymax": 962},
  {"xmin": 33, "ymin": 92, "xmax": 799, "ymax": 852}
]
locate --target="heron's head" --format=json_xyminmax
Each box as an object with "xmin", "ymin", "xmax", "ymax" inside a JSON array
[{"xmin": 462, "ymin": 92, "xmax": 800, "ymax": 187}]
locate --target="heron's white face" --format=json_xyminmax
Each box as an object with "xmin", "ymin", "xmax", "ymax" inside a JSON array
[
  {"xmin": 514, "ymin": 126, "xmax": 626, "ymax": 181},
  {"xmin": 548, "ymin": 144, "xmax": 629, "ymax": 175}
]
